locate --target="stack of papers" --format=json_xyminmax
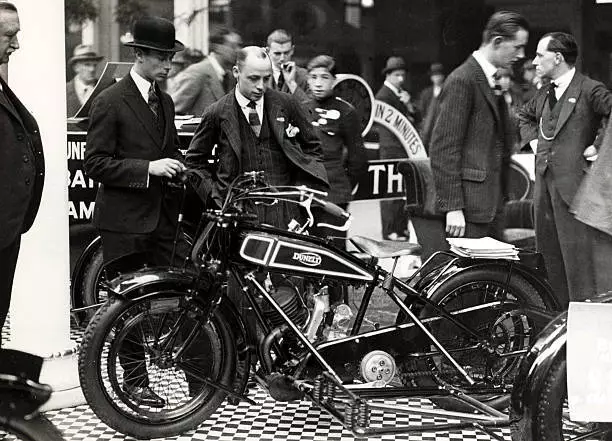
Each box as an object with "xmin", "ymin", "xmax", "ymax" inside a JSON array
[{"xmin": 446, "ymin": 237, "xmax": 519, "ymax": 260}]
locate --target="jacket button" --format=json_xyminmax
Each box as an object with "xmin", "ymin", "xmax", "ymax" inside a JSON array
[
  {"xmin": 17, "ymin": 134, "xmax": 24, "ymax": 141},
  {"xmin": 23, "ymin": 156, "xmax": 29, "ymax": 163},
  {"xmin": 25, "ymin": 177, "xmax": 30, "ymax": 185}
]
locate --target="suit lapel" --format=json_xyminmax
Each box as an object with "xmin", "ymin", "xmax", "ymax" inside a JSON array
[
  {"xmin": 469, "ymin": 56, "xmax": 501, "ymax": 124},
  {"xmin": 220, "ymin": 92, "xmax": 243, "ymax": 164},
  {"xmin": 121, "ymin": 76, "xmax": 162, "ymax": 148},
  {"xmin": 554, "ymin": 73, "xmax": 583, "ymax": 137},
  {"xmin": 265, "ymin": 91, "xmax": 286, "ymax": 146},
  {"xmin": 0, "ymin": 77, "xmax": 24, "ymax": 125}
]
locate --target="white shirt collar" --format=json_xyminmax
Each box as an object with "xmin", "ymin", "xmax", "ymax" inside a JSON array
[
  {"xmin": 130, "ymin": 67, "xmax": 154, "ymax": 103},
  {"xmin": 472, "ymin": 50, "xmax": 498, "ymax": 88},
  {"xmin": 552, "ymin": 67, "xmax": 576, "ymax": 98},
  {"xmin": 235, "ymin": 87, "xmax": 264, "ymax": 123},
  {"xmin": 74, "ymin": 75, "xmax": 94, "ymax": 105},
  {"xmin": 207, "ymin": 53, "xmax": 226, "ymax": 81},
  {"xmin": 384, "ymin": 80, "xmax": 402, "ymax": 96}
]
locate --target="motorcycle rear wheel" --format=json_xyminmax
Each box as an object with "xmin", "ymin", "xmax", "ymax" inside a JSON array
[
  {"xmin": 403, "ymin": 267, "xmax": 547, "ymax": 412},
  {"xmin": 78, "ymin": 292, "xmax": 236, "ymax": 439},
  {"xmin": 0, "ymin": 415, "xmax": 64, "ymax": 441}
]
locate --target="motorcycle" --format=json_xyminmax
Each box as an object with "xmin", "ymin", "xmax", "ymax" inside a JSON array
[
  {"xmin": 0, "ymin": 349, "xmax": 64, "ymax": 441},
  {"xmin": 510, "ymin": 293, "xmax": 612, "ymax": 440},
  {"xmin": 78, "ymin": 171, "xmax": 560, "ymax": 439}
]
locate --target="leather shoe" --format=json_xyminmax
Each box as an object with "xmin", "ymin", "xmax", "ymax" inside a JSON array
[{"xmin": 123, "ymin": 384, "xmax": 166, "ymax": 408}]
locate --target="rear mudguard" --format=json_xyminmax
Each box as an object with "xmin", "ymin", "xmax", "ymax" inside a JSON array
[
  {"xmin": 70, "ymin": 235, "xmax": 102, "ymax": 310},
  {"xmin": 414, "ymin": 251, "xmax": 561, "ymax": 311},
  {"xmin": 510, "ymin": 291, "xmax": 612, "ymax": 436},
  {"xmin": 106, "ymin": 268, "xmax": 251, "ymax": 399}
]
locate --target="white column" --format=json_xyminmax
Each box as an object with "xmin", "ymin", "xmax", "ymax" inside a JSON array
[
  {"xmin": 174, "ymin": 0, "xmax": 209, "ymax": 53},
  {"xmin": 81, "ymin": 20, "xmax": 95, "ymax": 46},
  {"xmin": 8, "ymin": 0, "xmax": 85, "ymax": 409}
]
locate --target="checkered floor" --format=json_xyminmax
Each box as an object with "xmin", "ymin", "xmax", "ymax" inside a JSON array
[{"xmin": 2, "ymin": 318, "xmax": 514, "ymax": 441}]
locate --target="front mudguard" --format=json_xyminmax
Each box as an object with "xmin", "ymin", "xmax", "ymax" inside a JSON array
[
  {"xmin": 70, "ymin": 235, "xmax": 102, "ymax": 311},
  {"xmin": 106, "ymin": 267, "xmax": 251, "ymax": 400},
  {"xmin": 412, "ymin": 251, "xmax": 561, "ymax": 312},
  {"xmin": 510, "ymin": 291, "xmax": 612, "ymax": 437}
]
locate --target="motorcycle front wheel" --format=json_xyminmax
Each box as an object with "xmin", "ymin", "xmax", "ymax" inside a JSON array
[
  {"xmin": 78, "ymin": 291, "xmax": 236, "ymax": 439},
  {"xmin": 0, "ymin": 415, "xmax": 64, "ymax": 441},
  {"xmin": 512, "ymin": 352, "xmax": 612, "ymax": 441}
]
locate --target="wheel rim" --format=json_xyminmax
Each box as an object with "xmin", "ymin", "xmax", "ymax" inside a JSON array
[{"xmin": 96, "ymin": 293, "xmax": 226, "ymax": 424}]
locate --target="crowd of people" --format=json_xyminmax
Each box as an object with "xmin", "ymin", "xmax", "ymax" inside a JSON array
[{"xmin": 4, "ymin": 0, "xmax": 612, "ymax": 403}]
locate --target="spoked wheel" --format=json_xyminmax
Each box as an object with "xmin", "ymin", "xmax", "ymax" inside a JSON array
[
  {"xmin": 80, "ymin": 246, "xmax": 109, "ymax": 322},
  {"xmin": 78, "ymin": 292, "xmax": 236, "ymax": 439},
  {"xmin": 405, "ymin": 268, "xmax": 547, "ymax": 412},
  {"xmin": 512, "ymin": 353, "xmax": 612, "ymax": 441},
  {"xmin": 0, "ymin": 415, "xmax": 65, "ymax": 441}
]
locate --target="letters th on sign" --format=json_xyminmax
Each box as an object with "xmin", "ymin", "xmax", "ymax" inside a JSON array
[{"xmin": 567, "ymin": 302, "xmax": 612, "ymax": 422}]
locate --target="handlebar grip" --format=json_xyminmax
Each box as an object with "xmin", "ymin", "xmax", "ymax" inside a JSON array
[{"xmin": 313, "ymin": 197, "xmax": 349, "ymax": 218}]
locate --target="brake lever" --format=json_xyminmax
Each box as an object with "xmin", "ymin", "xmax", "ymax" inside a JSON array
[{"xmin": 317, "ymin": 214, "xmax": 353, "ymax": 232}]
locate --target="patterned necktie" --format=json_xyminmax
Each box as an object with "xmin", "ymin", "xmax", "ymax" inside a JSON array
[
  {"xmin": 247, "ymin": 100, "xmax": 261, "ymax": 137},
  {"xmin": 148, "ymin": 82, "xmax": 160, "ymax": 121},
  {"xmin": 547, "ymin": 81, "xmax": 558, "ymax": 110}
]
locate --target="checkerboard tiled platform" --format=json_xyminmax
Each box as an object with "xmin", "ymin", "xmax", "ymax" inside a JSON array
[{"xmin": 2, "ymin": 318, "xmax": 514, "ymax": 441}]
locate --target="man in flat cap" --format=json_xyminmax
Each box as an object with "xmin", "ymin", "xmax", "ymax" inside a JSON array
[
  {"xmin": 84, "ymin": 16, "xmax": 187, "ymax": 409},
  {"xmin": 66, "ymin": 44, "xmax": 103, "ymax": 117}
]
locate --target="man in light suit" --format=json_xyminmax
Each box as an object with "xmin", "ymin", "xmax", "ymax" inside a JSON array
[
  {"xmin": 84, "ymin": 16, "xmax": 186, "ymax": 408},
  {"xmin": 186, "ymin": 46, "xmax": 328, "ymax": 228},
  {"xmin": 0, "ymin": 1, "xmax": 45, "ymax": 339},
  {"xmin": 518, "ymin": 32, "xmax": 612, "ymax": 308},
  {"xmin": 170, "ymin": 27, "xmax": 242, "ymax": 116},
  {"xmin": 429, "ymin": 11, "xmax": 528, "ymax": 243},
  {"xmin": 266, "ymin": 29, "xmax": 309, "ymax": 98},
  {"xmin": 65, "ymin": 44, "xmax": 103, "ymax": 117}
]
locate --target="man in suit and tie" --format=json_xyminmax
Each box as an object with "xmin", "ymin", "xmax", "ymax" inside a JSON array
[
  {"xmin": 186, "ymin": 46, "xmax": 328, "ymax": 229},
  {"xmin": 170, "ymin": 27, "xmax": 242, "ymax": 116},
  {"xmin": 0, "ymin": 1, "xmax": 45, "ymax": 339},
  {"xmin": 375, "ymin": 56, "xmax": 419, "ymax": 241},
  {"xmin": 429, "ymin": 11, "xmax": 528, "ymax": 244},
  {"xmin": 65, "ymin": 44, "xmax": 103, "ymax": 117},
  {"xmin": 266, "ymin": 29, "xmax": 309, "ymax": 98},
  {"xmin": 518, "ymin": 32, "xmax": 612, "ymax": 308},
  {"xmin": 84, "ymin": 16, "xmax": 186, "ymax": 408}
]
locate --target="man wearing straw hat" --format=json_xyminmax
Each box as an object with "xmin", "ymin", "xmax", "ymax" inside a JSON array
[
  {"xmin": 66, "ymin": 44, "xmax": 103, "ymax": 117},
  {"xmin": 84, "ymin": 16, "xmax": 186, "ymax": 408}
]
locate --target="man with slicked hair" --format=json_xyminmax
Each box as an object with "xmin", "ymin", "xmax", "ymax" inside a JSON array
[
  {"xmin": 266, "ymin": 29, "xmax": 309, "ymax": 96},
  {"xmin": 424, "ymin": 11, "xmax": 529, "ymax": 259},
  {"xmin": 519, "ymin": 32, "xmax": 612, "ymax": 308},
  {"xmin": 186, "ymin": 46, "xmax": 328, "ymax": 228}
]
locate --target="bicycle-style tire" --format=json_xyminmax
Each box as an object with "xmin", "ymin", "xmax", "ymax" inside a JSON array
[{"xmin": 78, "ymin": 292, "xmax": 236, "ymax": 439}]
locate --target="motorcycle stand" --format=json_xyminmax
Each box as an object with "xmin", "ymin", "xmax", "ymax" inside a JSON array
[{"xmin": 305, "ymin": 372, "xmax": 511, "ymax": 439}]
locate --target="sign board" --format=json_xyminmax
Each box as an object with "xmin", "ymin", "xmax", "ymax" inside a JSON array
[{"xmin": 567, "ymin": 301, "xmax": 612, "ymax": 422}]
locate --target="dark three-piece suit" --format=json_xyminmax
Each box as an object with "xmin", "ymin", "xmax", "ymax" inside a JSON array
[
  {"xmin": 0, "ymin": 76, "xmax": 45, "ymax": 335},
  {"xmin": 519, "ymin": 71, "xmax": 612, "ymax": 308}
]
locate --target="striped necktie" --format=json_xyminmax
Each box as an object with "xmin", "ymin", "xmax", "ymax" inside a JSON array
[{"xmin": 247, "ymin": 100, "xmax": 261, "ymax": 137}]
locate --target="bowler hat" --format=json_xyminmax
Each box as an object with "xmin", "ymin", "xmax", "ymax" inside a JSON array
[
  {"xmin": 429, "ymin": 62, "xmax": 444, "ymax": 76},
  {"xmin": 124, "ymin": 16, "xmax": 184, "ymax": 53},
  {"xmin": 69, "ymin": 45, "xmax": 103, "ymax": 65},
  {"xmin": 382, "ymin": 56, "xmax": 406, "ymax": 75}
]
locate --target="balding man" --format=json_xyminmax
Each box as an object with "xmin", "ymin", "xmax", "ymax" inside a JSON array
[{"xmin": 186, "ymin": 46, "xmax": 328, "ymax": 228}]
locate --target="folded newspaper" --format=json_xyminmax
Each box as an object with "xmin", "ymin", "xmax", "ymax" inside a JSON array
[{"xmin": 446, "ymin": 237, "xmax": 519, "ymax": 260}]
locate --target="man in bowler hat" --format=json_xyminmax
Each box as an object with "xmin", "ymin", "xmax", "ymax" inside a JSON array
[
  {"xmin": 66, "ymin": 44, "xmax": 104, "ymax": 117},
  {"xmin": 418, "ymin": 62, "xmax": 445, "ymax": 149},
  {"xmin": 84, "ymin": 16, "xmax": 186, "ymax": 408},
  {"xmin": 375, "ymin": 56, "xmax": 419, "ymax": 241},
  {"xmin": 0, "ymin": 1, "xmax": 45, "ymax": 341}
]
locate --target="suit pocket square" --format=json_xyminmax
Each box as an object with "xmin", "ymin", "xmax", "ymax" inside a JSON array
[
  {"xmin": 276, "ymin": 116, "xmax": 286, "ymax": 122},
  {"xmin": 568, "ymin": 98, "xmax": 577, "ymax": 103}
]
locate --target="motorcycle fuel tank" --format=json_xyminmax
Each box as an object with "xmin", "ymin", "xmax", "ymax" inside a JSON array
[{"xmin": 237, "ymin": 230, "xmax": 374, "ymax": 282}]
